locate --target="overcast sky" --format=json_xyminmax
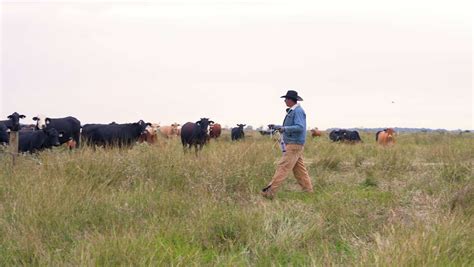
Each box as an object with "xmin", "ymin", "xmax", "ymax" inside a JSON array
[{"xmin": 1, "ymin": 0, "xmax": 472, "ymax": 130}]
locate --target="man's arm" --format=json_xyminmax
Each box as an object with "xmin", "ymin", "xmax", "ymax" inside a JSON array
[{"xmin": 282, "ymin": 110, "xmax": 305, "ymax": 134}]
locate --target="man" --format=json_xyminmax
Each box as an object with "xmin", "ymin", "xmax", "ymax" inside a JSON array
[{"xmin": 261, "ymin": 90, "xmax": 313, "ymax": 199}]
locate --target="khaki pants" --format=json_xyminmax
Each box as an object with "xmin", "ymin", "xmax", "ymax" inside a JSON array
[{"xmin": 265, "ymin": 144, "xmax": 313, "ymax": 194}]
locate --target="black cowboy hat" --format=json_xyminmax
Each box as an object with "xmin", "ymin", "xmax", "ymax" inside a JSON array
[{"xmin": 280, "ymin": 90, "xmax": 303, "ymax": 101}]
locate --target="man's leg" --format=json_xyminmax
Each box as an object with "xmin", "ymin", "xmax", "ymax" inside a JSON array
[
  {"xmin": 293, "ymin": 154, "xmax": 313, "ymax": 192},
  {"xmin": 263, "ymin": 145, "xmax": 300, "ymax": 196}
]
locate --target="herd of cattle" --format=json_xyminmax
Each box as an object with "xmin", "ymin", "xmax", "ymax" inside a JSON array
[{"xmin": 0, "ymin": 112, "xmax": 396, "ymax": 154}]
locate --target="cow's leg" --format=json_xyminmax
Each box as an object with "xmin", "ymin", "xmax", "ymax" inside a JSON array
[
  {"xmin": 194, "ymin": 144, "xmax": 199, "ymax": 156},
  {"xmin": 73, "ymin": 131, "xmax": 80, "ymax": 149}
]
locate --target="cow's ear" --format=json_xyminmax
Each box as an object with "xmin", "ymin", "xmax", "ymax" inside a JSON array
[
  {"xmin": 45, "ymin": 118, "xmax": 51, "ymax": 124},
  {"xmin": 7, "ymin": 115, "xmax": 12, "ymax": 119},
  {"xmin": 195, "ymin": 121, "xmax": 201, "ymax": 125},
  {"xmin": 32, "ymin": 117, "xmax": 39, "ymax": 121},
  {"xmin": 147, "ymin": 123, "xmax": 152, "ymax": 126},
  {"xmin": 19, "ymin": 115, "xmax": 26, "ymax": 119},
  {"xmin": 209, "ymin": 121, "xmax": 214, "ymax": 124}
]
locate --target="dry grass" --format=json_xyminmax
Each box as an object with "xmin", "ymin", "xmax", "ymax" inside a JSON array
[{"xmin": 0, "ymin": 132, "xmax": 472, "ymax": 265}]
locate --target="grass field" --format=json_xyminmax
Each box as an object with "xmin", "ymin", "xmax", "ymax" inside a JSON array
[{"xmin": 0, "ymin": 132, "xmax": 473, "ymax": 265}]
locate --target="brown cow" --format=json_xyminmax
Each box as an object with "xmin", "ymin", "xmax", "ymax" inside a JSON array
[
  {"xmin": 139, "ymin": 123, "xmax": 160, "ymax": 144},
  {"xmin": 209, "ymin": 123, "xmax": 222, "ymax": 139},
  {"xmin": 376, "ymin": 128, "xmax": 396, "ymax": 146},
  {"xmin": 159, "ymin": 123, "xmax": 180, "ymax": 138},
  {"xmin": 310, "ymin": 128, "xmax": 321, "ymax": 138}
]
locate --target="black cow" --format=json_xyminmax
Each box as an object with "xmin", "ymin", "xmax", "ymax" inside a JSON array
[
  {"xmin": 181, "ymin": 118, "xmax": 214, "ymax": 153},
  {"xmin": 0, "ymin": 112, "xmax": 26, "ymax": 131},
  {"xmin": 0, "ymin": 124, "xmax": 9, "ymax": 145},
  {"xmin": 231, "ymin": 124, "xmax": 246, "ymax": 141},
  {"xmin": 329, "ymin": 129, "xmax": 362, "ymax": 143},
  {"xmin": 33, "ymin": 115, "xmax": 81, "ymax": 149},
  {"xmin": 82, "ymin": 120, "xmax": 150, "ymax": 148},
  {"xmin": 19, "ymin": 127, "xmax": 62, "ymax": 153}
]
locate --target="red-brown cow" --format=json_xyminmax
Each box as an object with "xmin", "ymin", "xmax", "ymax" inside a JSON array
[
  {"xmin": 310, "ymin": 128, "xmax": 322, "ymax": 138},
  {"xmin": 376, "ymin": 128, "xmax": 396, "ymax": 146},
  {"xmin": 139, "ymin": 123, "xmax": 160, "ymax": 144},
  {"xmin": 209, "ymin": 123, "xmax": 222, "ymax": 139}
]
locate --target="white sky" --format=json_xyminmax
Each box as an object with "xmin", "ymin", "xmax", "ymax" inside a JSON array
[{"xmin": 1, "ymin": 0, "xmax": 472, "ymax": 130}]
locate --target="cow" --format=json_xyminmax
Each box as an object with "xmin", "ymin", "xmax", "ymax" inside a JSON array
[
  {"xmin": 159, "ymin": 123, "xmax": 180, "ymax": 138},
  {"xmin": 19, "ymin": 127, "xmax": 63, "ymax": 153},
  {"xmin": 82, "ymin": 120, "xmax": 150, "ymax": 148},
  {"xmin": 376, "ymin": 128, "xmax": 395, "ymax": 146},
  {"xmin": 310, "ymin": 128, "xmax": 322, "ymax": 138},
  {"xmin": 138, "ymin": 123, "xmax": 160, "ymax": 144},
  {"xmin": 329, "ymin": 129, "xmax": 362, "ymax": 143},
  {"xmin": 181, "ymin": 118, "xmax": 213, "ymax": 153},
  {"xmin": 33, "ymin": 115, "xmax": 81, "ymax": 149},
  {"xmin": 0, "ymin": 124, "xmax": 9, "ymax": 145},
  {"xmin": 209, "ymin": 123, "xmax": 222, "ymax": 139},
  {"xmin": 0, "ymin": 112, "xmax": 26, "ymax": 131},
  {"xmin": 81, "ymin": 123, "xmax": 108, "ymax": 144},
  {"xmin": 231, "ymin": 124, "xmax": 246, "ymax": 141}
]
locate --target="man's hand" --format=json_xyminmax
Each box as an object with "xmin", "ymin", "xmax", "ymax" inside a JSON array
[{"xmin": 275, "ymin": 126, "xmax": 285, "ymax": 133}]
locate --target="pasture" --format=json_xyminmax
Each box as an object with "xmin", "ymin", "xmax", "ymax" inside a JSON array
[{"xmin": 0, "ymin": 132, "xmax": 473, "ymax": 265}]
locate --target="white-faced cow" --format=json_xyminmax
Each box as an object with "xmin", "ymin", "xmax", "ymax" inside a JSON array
[
  {"xmin": 19, "ymin": 127, "xmax": 63, "ymax": 153},
  {"xmin": 33, "ymin": 115, "xmax": 81, "ymax": 149},
  {"xmin": 139, "ymin": 123, "xmax": 160, "ymax": 144},
  {"xmin": 181, "ymin": 118, "xmax": 213, "ymax": 153},
  {"xmin": 231, "ymin": 124, "xmax": 246, "ymax": 141},
  {"xmin": 82, "ymin": 120, "xmax": 150, "ymax": 148},
  {"xmin": 0, "ymin": 112, "xmax": 26, "ymax": 131}
]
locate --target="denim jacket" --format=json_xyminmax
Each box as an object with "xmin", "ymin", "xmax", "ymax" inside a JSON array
[{"xmin": 282, "ymin": 104, "xmax": 307, "ymax": 145}]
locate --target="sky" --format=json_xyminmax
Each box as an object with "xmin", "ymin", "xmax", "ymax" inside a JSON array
[{"xmin": 1, "ymin": 0, "xmax": 472, "ymax": 130}]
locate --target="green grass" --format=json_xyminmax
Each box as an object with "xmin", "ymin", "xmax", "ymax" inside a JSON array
[{"xmin": 0, "ymin": 132, "xmax": 473, "ymax": 265}]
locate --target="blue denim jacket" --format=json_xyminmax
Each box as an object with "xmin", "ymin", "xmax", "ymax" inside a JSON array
[{"xmin": 282, "ymin": 105, "xmax": 307, "ymax": 145}]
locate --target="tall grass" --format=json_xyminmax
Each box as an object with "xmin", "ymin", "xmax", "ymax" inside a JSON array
[{"xmin": 0, "ymin": 132, "xmax": 472, "ymax": 265}]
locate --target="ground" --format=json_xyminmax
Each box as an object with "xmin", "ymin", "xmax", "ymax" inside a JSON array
[{"xmin": 0, "ymin": 132, "xmax": 472, "ymax": 265}]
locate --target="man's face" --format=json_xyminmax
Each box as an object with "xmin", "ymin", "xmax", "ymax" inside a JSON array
[{"xmin": 284, "ymin": 98, "xmax": 296, "ymax": 107}]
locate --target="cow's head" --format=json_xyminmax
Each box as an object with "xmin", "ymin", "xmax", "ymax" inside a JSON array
[
  {"xmin": 171, "ymin": 123, "xmax": 180, "ymax": 135},
  {"xmin": 386, "ymin": 128, "xmax": 395, "ymax": 136},
  {"xmin": 136, "ymin": 120, "xmax": 152, "ymax": 134},
  {"xmin": 32, "ymin": 115, "xmax": 49, "ymax": 130},
  {"xmin": 196, "ymin": 118, "xmax": 213, "ymax": 133},
  {"xmin": 210, "ymin": 123, "xmax": 220, "ymax": 130},
  {"xmin": 6, "ymin": 112, "xmax": 26, "ymax": 131},
  {"xmin": 44, "ymin": 127, "xmax": 63, "ymax": 147},
  {"xmin": 145, "ymin": 123, "xmax": 160, "ymax": 135},
  {"xmin": 237, "ymin": 124, "xmax": 246, "ymax": 130}
]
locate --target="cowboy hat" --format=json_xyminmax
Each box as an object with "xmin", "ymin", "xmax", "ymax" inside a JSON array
[{"xmin": 280, "ymin": 90, "xmax": 303, "ymax": 101}]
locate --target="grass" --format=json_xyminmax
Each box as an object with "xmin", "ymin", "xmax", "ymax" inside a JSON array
[{"xmin": 0, "ymin": 131, "xmax": 473, "ymax": 265}]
